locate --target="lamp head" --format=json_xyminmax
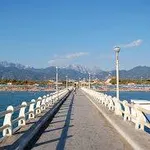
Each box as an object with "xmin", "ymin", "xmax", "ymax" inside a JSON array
[{"xmin": 114, "ymin": 46, "xmax": 120, "ymax": 53}]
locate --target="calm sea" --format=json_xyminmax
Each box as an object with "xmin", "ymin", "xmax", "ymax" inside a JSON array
[
  {"xmin": 0, "ymin": 91, "xmax": 54, "ymax": 112},
  {"xmin": 105, "ymin": 91, "xmax": 150, "ymax": 102},
  {"xmin": 1, "ymin": 91, "xmax": 150, "ymax": 111}
]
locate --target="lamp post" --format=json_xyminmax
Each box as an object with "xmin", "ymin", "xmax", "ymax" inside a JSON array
[
  {"xmin": 66, "ymin": 75, "xmax": 68, "ymax": 88},
  {"xmin": 88, "ymin": 73, "xmax": 91, "ymax": 89},
  {"xmin": 56, "ymin": 66, "xmax": 58, "ymax": 93},
  {"xmin": 114, "ymin": 46, "xmax": 120, "ymax": 100}
]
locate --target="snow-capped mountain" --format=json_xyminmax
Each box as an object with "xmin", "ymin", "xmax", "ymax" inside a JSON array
[
  {"xmin": 0, "ymin": 61, "xmax": 31, "ymax": 69},
  {"xmin": 0, "ymin": 61, "xmax": 26, "ymax": 69},
  {"xmin": 0, "ymin": 61, "xmax": 150, "ymax": 80},
  {"xmin": 64, "ymin": 64, "xmax": 91, "ymax": 74}
]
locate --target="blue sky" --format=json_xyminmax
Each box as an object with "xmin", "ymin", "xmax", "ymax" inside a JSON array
[{"xmin": 0, "ymin": 0, "xmax": 150, "ymax": 70}]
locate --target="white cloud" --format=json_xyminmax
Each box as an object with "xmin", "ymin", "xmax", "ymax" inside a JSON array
[
  {"xmin": 65, "ymin": 52, "xmax": 89, "ymax": 59},
  {"xmin": 48, "ymin": 52, "xmax": 89, "ymax": 66},
  {"xmin": 119, "ymin": 39, "xmax": 143, "ymax": 48}
]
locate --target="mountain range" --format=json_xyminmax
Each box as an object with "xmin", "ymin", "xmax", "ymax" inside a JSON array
[{"xmin": 0, "ymin": 61, "xmax": 150, "ymax": 80}]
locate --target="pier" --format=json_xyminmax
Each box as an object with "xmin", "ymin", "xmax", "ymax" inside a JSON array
[
  {"xmin": 1, "ymin": 0, "xmax": 150, "ymax": 149},
  {"xmin": 0, "ymin": 87, "xmax": 150, "ymax": 150}
]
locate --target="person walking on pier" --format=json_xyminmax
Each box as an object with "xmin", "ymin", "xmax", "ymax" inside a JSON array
[{"xmin": 74, "ymin": 84, "xmax": 77, "ymax": 94}]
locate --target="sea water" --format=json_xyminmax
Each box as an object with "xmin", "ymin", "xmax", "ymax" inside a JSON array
[
  {"xmin": 105, "ymin": 91, "xmax": 150, "ymax": 102},
  {"xmin": 0, "ymin": 91, "xmax": 54, "ymax": 111}
]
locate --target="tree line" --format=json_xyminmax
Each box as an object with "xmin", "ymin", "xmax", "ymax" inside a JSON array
[
  {"xmin": 0, "ymin": 79, "xmax": 49, "ymax": 85},
  {"xmin": 110, "ymin": 78, "xmax": 150, "ymax": 85},
  {"xmin": 0, "ymin": 79, "xmax": 73, "ymax": 86}
]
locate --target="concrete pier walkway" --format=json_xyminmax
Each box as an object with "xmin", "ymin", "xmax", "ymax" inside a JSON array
[{"xmin": 32, "ymin": 90, "xmax": 132, "ymax": 150}]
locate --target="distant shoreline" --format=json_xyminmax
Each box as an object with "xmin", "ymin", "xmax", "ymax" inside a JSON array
[
  {"xmin": 0, "ymin": 89, "xmax": 55, "ymax": 92},
  {"xmin": 0, "ymin": 87, "xmax": 150, "ymax": 92},
  {"xmin": 0, "ymin": 86, "xmax": 56, "ymax": 92},
  {"xmin": 96, "ymin": 89, "xmax": 150, "ymax": 92}
]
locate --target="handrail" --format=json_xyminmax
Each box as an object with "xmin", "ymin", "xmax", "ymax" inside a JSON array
[
  {"xmin": 0, "ymin": 110, "xmax": 13, "ymax": 118},
  {"xmin": 0, "ymin": 124, "xmax": 11, "ymax": 132},
  {"xmin": 137, "ymin": 106, "xmax": 150, "ymax": 114},
  {"xmin": 12, "ymin": 116, "xmax": 25, "ymax": 124},
  {"xmin": 142, "ymin": 112, "xmax": 150, "ymax": 123},
  {"xmin": 0, "ymin": 101, "xmax": 37, "ymax": 118},
  {"xmin": 0, "ymin": 87, "xmax": 73, "ymax": 138},
  {"xmin": 81, "ymin": 87, "xmax": 150, "ymax": 133}
]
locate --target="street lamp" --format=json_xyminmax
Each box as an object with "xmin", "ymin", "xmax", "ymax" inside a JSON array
[
  {"xmin": 66, "ymin": 75, "xmax": 68, "ymax": 88},
  {"xmin": 56, "ymin": 66, "xmax": 58, "ymax": 93},
  {"xmin": 114, "ymin": 46, "xmax": 120, "ymax": 100},
  {"xmin": 88, "ymin": 73, "xmax": 91, "ymax": 89}
]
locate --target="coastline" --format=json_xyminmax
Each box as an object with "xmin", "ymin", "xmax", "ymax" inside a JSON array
[
  {"xmin": 96, "ymin": 88, "xmax": 150, "ymax": 92},
  {"xmin": 0, "ymin": 86, "xmax": 150, "ymax": 92},
  {"xmin": 0, "ymin": 86, "xmax": 56, "ymax": 92},
  {"xmin": 1, "ymin": 84, "xmax": 150, "ymax": 92}
]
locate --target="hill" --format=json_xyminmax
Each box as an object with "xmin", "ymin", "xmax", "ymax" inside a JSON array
[{"xmin": 0, "ymin": 61, "xmax": 150, "ymax": 80}]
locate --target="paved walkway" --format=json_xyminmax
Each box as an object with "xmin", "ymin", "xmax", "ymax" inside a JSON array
[{"xmin": 32, "ymin": 90, "xmax": 132, "ymax": 150}]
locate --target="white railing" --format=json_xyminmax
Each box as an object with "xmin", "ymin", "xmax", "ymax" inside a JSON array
[
  {"xmin": 0, "ymin": 87, "xmax": 72, "ymax": 138},
  {"xmin": 81, "ymin": 87, "xmax": 150, "ymax": 133}
]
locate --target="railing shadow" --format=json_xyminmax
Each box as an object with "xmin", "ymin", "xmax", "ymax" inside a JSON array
[
  {"xmin": 33, "ymin": 135, "xmax": 73, "ymax": 148},
  {"xmin": 33, "ymin": 93, "xmax": 75, "ymax": 149},
  {"xmin": 56, "ymin": 94, "xmax": 74, "ymax": 150},
  {"xmin": 43, "ymin": 125, "xmax": 74, "ymax": 133}
]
